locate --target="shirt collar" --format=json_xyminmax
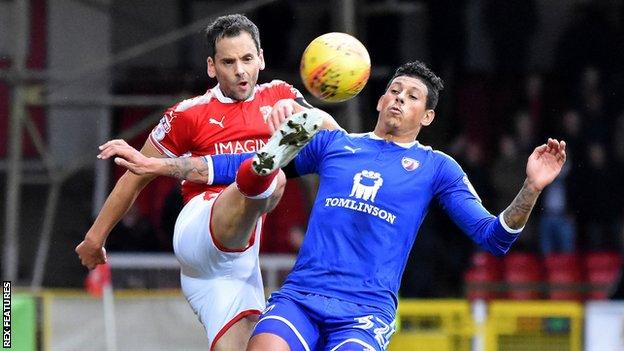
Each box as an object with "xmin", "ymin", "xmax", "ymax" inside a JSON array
[
  {"xmin": 368, "ymin": 132, "xmax": 417, "ymax": 149},
  {"xmin": 211, "ymin": 84, "xmax": 257, "ymax": 103}
]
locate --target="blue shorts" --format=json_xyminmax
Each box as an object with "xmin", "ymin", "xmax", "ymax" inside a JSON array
[{"xmin": 252, "ymin": 290, "xmax": 396, "ymax": 351}]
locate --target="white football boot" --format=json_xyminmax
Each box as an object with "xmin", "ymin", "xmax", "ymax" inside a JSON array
[{"xmin": 252, "ymin": 108, "xmax": 324, "ymax": 175}]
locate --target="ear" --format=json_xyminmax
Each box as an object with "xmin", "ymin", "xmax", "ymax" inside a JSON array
[
  {"xmin": 207, "ymin": 57, "xmax": 216, "ymax": 78},
  {"xmin": 376, "ymin": 95, "xmax": 383, "ymax": 112},
  {"xmin": 421, "ymin": 109, "xmax": 435, "ymax": 126},
  {"xmin": 258, "ymin": 49, "xmax": 266, "ymax": 71}
]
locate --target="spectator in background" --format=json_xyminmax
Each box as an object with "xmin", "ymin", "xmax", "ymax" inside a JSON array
[
  {"xmin": 559, "ymin": 109, "xmax": 585, "ymax": 163},
  {"xmin": 578, "ymin": 66, "xmax": 611, "ymax": 143},
  {"xmin": 538, "ymin": 160, "xmax": 575, "ymax": 255},
  {"xmin": 491, "ymin": 135, "xmax": 536, "ymax": 250},
  {"xmin": 491, "ymin": 135, "xmax": 526, "ymax": 213},
  {"xmin": 558, "ymin": 109, "xmax": 585, "ymax": 225},
  {"xmin": 521, "ymin": 72, "xmax": 547, "ymax": 139},
  {"xmin": 449, "ymin": 134, "xmax": 493, "ymax": 205},
  {"xmin": 579, "ymin": 142, "xmax": 619, "ymax": 250},
  {"xmin": 533, "ymin": 98, "xmax": 587, "ymax": 255},
  {"xmin": 514, "ymin": 110, "xmax": 538, "ymax": 156}
]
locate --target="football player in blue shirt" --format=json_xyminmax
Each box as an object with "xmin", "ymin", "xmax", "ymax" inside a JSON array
[{"xmin": 100, "ymin": 61, "xmax": 566, "ymax": 351}]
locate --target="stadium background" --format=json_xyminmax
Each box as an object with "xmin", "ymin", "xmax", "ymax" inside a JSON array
[{"xmin": 1, "ymin": 0, "xmax": 623, "ymax": 350}]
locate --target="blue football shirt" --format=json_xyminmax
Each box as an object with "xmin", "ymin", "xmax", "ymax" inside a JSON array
[{"xmin": 211, "ymin": 129, "xmax": 521, "ymax": 317}]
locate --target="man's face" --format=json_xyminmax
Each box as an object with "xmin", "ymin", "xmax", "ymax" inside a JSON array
[
  {"xmin": 376, "ymin": 76, "xmax": 434, "ymax": 138},
  {"xmin": 207, "ymin": 32, "xmax": 265, "ymax": 101}
]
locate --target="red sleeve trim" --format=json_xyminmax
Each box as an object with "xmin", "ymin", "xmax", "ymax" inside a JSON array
[
  {"xmin": 210, "ymin": 309, "xmax": 261, "ymax": 351},
  {"xmin": 208, "ymin": 192, "xmax": 257, "ymax": 253}
]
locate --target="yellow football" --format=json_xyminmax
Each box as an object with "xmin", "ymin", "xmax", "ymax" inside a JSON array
[{"xmin": 300, "ymin": 32, "xmax": 371, "ymax": 103}]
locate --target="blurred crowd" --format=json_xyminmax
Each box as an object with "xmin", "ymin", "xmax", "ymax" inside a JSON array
[
  {"xmin": 400, "ymin": 0, "xmax": 624, "ymax": 298},
  {"xmin": 455, "ymin": 1, "xmax": 624, "ymax": 254}
]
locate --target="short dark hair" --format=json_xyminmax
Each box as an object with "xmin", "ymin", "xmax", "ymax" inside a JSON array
[
  {"xmin": 205, "ymin": 14, "xmax": 261, "ymax": 58},
  {"xmin": 387, "ymin": 61, "xmax": 444, "ymax": 109}
]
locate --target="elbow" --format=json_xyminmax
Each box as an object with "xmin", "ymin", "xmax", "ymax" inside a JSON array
[
  {"xmin": 482, "ymin": 236, "xmax": 516, "ymax": 257},
  {"xmin": 488, "ymin": 246, "xmax": 508, "ymax": 257},
  {"xmin": 477, "ymin": 217, "xmax": 520, "ymax": 257}
]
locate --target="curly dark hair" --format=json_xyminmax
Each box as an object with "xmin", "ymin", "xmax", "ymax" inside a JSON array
[
  {"xmin": 205, "ymin": 14, "xmax": 261, "ymax": 58},
  {"xmin": 387, "ymin": 61, "xmax": 444, "ymax": 109}
]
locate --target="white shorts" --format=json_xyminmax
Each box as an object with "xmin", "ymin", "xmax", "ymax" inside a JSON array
[{"xmin": 173, "ymin": 193, "xmax": 265, "ymax": 349}]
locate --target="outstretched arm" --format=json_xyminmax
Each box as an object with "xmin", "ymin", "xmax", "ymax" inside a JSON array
[
  {"xmin": 75, "ymin": 140, "xmax": 164, "ymax": 269},
  {"xmin": 98, "ymin": 139, "xmax": 213, "ymax": 183},
  {"xmin": 99, "ymin": 103, "xmax": 339, "ymax": 184},
  {"xmin": 437, "ymin": 138, "xmax": 567, "ymax": 256},
  {"xmin": 502, "ymin": 138, "xmax": 567, "ymax": 229}
]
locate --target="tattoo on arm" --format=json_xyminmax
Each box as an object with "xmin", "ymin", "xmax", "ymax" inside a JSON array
[
  {"xmin": 502, "ymin": 180, "xmax": 541, "ymax": 230},
  {"xmin": 163, "ymin": 157, "xmax": 210, "ymax": 183}
]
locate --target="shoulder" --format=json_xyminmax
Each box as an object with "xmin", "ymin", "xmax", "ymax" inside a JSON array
[
  {"xmin": 257, "ymin": 79, "xmax": 293, "ymax": 91},
  {"xmin": 318, "ymin": 128, "xmax": 348, "ymax": 142},
  {"xmin": 431, "ymin": 148, "xmax": 456, "ymax": 164},
  {"xmin": 425, "ymin": 148, "xmax": 465, "ymax": 180},
  {"xmin": 345, "ymin": 132, "xmax": 369, "ymax": 139},
  {"xmin": 409, "ymin": 143, "xmax": 463, "ymax": 177},
  {"xmin": 412, "ymin": 142, "xmax": 455, "ymax": 163},
  {"xmin": 172, "ymin": 91, "xmax": 215, "ymax": 113},
  {"xmin": 304, "ymin": 129, "xmax": 348, "ymax": 152},
  {"xmin": 256, "ymin": 80, "xmax": 302, "ymax": 98}
]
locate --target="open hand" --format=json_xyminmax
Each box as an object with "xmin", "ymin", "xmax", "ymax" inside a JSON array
[
  {"xmin": 98, "ymin": 139, "xmax": 157, "ymax": 175},
  {"xmin": 526, "ymin": 138, "xmax": 566, "ymax": 192}
]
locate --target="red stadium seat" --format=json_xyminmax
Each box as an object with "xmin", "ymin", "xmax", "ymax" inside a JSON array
[
  {"xmin": 544, "ymin": 253, "xmax": 583, "ymax": 300},
  {"xmin": 464, "ymin": 252, "xmax": 503, "ymax": 300},
  {"xmin": 587, "ymin": 269, "xmax": 620, "ymax": 300},
  {"xmin": 547, "ymin": 269, "xmax": 583, "ymax": 301},
  {"xmin": 503, "ymin": 253, "xmax": 544, "ymax": 300},
  {"xmin": 584, "ymin": 252, "xmax": 623, "ymax": 300},
  {"xmin": 585, "ymin": 252, "xmax": 622, "ymax": 271},
  {"xmin": 544, "ymin": 253, "xmax": 581, "ymax": 271},
  {"xmin": 505, "ymin": 252, "xmax": 542, "ymax": 272},
  {"xmin": 464, "ymin": 267, "xmax": 502, "ymax": 300},
  {"xmin": 471, "ymin": 251, "xmax": 503, "ymax": 278}
]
